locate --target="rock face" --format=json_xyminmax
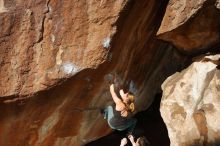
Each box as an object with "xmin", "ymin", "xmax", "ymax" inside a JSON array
[
  {"xmin": 157, "ymin": 0, "xmax": 220, "ymax": 52},
  {"xmin": 0, "ymin": 0, "xmax": 186, "ymax": 146},
  {"xmin": 0, "ymin": 0, "xmax": 127, "ymax": 96},
  {"xmin": 161, "ymin": 54, "xmax": 220, "ymax": 146}
]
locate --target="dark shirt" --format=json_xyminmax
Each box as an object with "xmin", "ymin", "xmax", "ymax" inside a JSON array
[{"xmin": 109, "ymin": 107, "xmax": 132, "ymax": 129}]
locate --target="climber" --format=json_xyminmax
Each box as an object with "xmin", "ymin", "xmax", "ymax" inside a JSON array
[
  {"xmin": 120, "ymin": 135, "xmax": 150, "ymax": 146},
  {"xmin": 102, "ymin": 83, "xmax": 137, "ymax": 134}
]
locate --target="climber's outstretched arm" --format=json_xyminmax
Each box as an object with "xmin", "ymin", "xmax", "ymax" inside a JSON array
[
  {"xmin": 110, "ymin": 84, "xmax": 122, "ymax": 104},
  {"xmin": 120, "ymin": 89, "xmax": 128, "ymax": 102}
]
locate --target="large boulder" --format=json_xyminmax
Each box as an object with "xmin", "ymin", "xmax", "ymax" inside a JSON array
[
  {"xmin": 157, "ymin": 0, "xmax": 220, "ymax": 53},
  {"xmin": 161, "ymin": 54, "xmax": 220, "ymax": 146},
  {"xmin": 0, "ymin": 0, "xmax": 127, "ymax": 96},
  {"xmin": 0, "ymin": 0, "xmax": 185, "ymax": 146}
]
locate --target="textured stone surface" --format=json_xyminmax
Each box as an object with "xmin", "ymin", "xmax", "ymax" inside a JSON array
[
  {"xmin": 161, "ymin": 54, "xmax": 220, "ymax": 146},
  {"xmin": 157, "ymin": 0, "xmax": 220, "ymax": 52},
  {"xmin": 0, "ymin": 0, "xmax": 127, "ymax": 96},
  {"xmin": 0, "ymin": 0, "xmax": 187, "ymax": 146}
]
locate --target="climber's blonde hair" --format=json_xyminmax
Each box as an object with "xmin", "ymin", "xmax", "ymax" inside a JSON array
[
  {"xmin": 126, "ymin": 93, "xmax": 135, "ymax": 113},
  {"xmin": 127, "ymin": 93, "xmax": 135, "ymax": 103}
]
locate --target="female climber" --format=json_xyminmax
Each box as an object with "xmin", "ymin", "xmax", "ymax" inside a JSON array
[{"xmin": 103, "ymin": 83, "xmax": 137, "ymax": 133}]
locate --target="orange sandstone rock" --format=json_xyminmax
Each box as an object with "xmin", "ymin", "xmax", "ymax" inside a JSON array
[
  {"xmin": 0, "ymin": 0, "xmax": 186, "ymax": 146},
  {"xmin": 157, "ymin": 0, "xmax": 220, "ymax": 53}
]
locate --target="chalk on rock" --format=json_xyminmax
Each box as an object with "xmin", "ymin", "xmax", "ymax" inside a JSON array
[
  {"xmin": 104, "ymin": 74, "xmax": 114, "ymax": 85},
  {"xmin": 61, "ymin": 62, "xmax": 81, "ymax": 75},
  {"xmin": 129, "ymin": 80, "xmax": 137, "ymax": 94},
  {"xmin": 102, "ymin": 37, "xmax": 111, "ymax": 48}
]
